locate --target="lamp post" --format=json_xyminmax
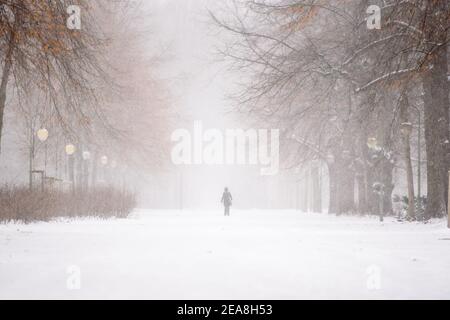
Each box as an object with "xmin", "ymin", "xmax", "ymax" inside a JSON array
[
  {"xmin": 36, "ymin": 128, "xmax": 49, "ymax": 191},
  {"xmin": 29, "ymin": 126, "xmax": 35, "ymax": 190},
  {"xmin": 101, "ymin": 155, "xmax": 108, "ymax": 184},
  {"xmin": 37, "ymin": 128, "xmax": 49, "ymax": 176},
  {"xmin": 401, "ymin": 122, "xmax": 415, "ymax": 220},
  {"xmin": 82, "ymin": 151, "xmax": 91, "ymax": 190},
  {"xmin": 65, "ymin": 144, "xmax": 76, "ymax": 192}
]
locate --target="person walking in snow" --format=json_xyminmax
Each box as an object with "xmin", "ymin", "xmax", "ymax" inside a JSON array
[{"xmin": 221, "ymin": 187, "xmax": 233, "ymax": 216}]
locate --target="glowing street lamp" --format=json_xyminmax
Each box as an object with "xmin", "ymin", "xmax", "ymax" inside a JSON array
[
  {"xmin": 367, "ymin": 137, "xmax": 378, "ymax": 150},
  {"xmin": 36, "ymin": 128, "xmax": 49, "ymax": 142},
  {"xmin": 65, "ymin": 144, "xmax": 76, "ymax": 156},
  {"xmin": 101, "ymin": 155, "xmax": 108, "ymax": 166},
  {"xmin": 82, "ymin": 151, "xmax": 91, "ymax": 160}
]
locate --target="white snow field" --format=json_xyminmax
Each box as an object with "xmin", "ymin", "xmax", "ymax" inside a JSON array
[{"xmin": 0, "ymin": 209, "xmax": 449, "ymax": 300}]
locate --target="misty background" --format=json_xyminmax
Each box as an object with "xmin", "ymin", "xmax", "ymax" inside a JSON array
[
  {"xmin": 0, "ymin": 0, "xmax": 310, "ymax": 210},
  {"xmin": 0, "ymin": 0, "xmax": 414, "ymax": 211}
]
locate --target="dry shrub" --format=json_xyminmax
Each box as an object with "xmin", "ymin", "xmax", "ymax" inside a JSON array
[{"xmin": 0, "ymin": 185, "xmax": 136, "ymax": 223}]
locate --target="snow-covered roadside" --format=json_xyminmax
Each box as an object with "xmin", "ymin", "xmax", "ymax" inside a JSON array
[{"xmin": 0, "ymin": 209, "xmax": 449, "ymax": 300}]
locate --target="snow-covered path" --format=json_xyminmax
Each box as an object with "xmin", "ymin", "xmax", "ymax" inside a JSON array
[{"xmin": 0, "ymin": 210, "xmax": 449, "ymax": 299}]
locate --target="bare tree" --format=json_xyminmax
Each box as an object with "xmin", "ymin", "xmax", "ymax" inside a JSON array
[
  {"xmin": 2, "ymin": 1, "xmax": 173, "ymax": 192},
  {"xmin": 211, "ymin": 0, "xmax": 449, "ymax": 217},
  {"xmin": 0, "ymin": 0, "xmax": 112, "ymax": 153}
]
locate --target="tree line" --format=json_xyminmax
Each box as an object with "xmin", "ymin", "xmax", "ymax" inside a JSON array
[
  {"xmin": 0, "ymin": 0, "xmax": 171, "ymax": 193},
  {"xmin": 211, "ymin": 0, "xmax": 449, "ymax": 219}
]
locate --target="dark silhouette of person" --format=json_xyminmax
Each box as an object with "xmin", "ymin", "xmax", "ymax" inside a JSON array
[{"xmin": 221, "ymin": 187, "xmax": 233, "ymax": 216}]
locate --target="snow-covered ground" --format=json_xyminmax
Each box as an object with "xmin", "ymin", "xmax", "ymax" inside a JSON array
[{"xmin": 0, "ymin": 209, "xmax": 449, "ymax": 300}]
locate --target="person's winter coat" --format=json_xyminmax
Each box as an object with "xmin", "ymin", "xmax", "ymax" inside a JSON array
[{"xmin": 221, "ymin": 191, "xmax": 233, "ymax": 207}]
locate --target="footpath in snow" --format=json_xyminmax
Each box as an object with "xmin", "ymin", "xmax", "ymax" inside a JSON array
[{"xmin": 0, "ymin": 209, "xmax": 449, "ymax": 299}]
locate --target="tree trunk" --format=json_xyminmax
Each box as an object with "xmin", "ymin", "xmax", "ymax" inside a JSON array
[
  {"xmin": 91, "ymin": 151, "xmax": 98, "ymax": 188},
  {"xmin": 327, "ymin": 163, "xmax": 338, "ymax": 214},
  {"xmin": 338, "ymin": 164, "xmax": 355, "ymax": 214},
  {"xmin": 423, "ymin": 44, "xmax": 449, "ymax": 218},
  {"xmin": 311, "ymin": 166, "xmax": 322, "ymax": 213},
  {"xmin": 84, "ymin": 156, "xmax": 90, "ymax": 191},
  {"xmin": 301, "ymin": 168, "xmax": 309, "ymax": 212},
  {"xmin": 76, "ymin": 151, "xmax": 83, "ymax": 192},
  {"xmin": 69, "ymin": 155, "xmax": 75, "ymax": 193},
  {"xmin": 382, "ymin": 174, "xmax": 394, "ymax": 215},
  {"xmin": 0, "ymin": 29, "xmax": 16, "ymax": 153},
  {"xmin": 404, "ymin": 136, "xmax": 415, "ymax": 219},
  {"xmin": 357, "ymin": 130, "xmax": 371, "ymax": 214},
  {"xmin": 28, "ymin": 127, "xmax": 35, "ymax": 190},
  {"xmin": 399, "ymin": 94, "xmax": 415, "ymax": 219},
  {"xmin": 356, "ymin": 173, "xmax": 366, "ymax": 213}
]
